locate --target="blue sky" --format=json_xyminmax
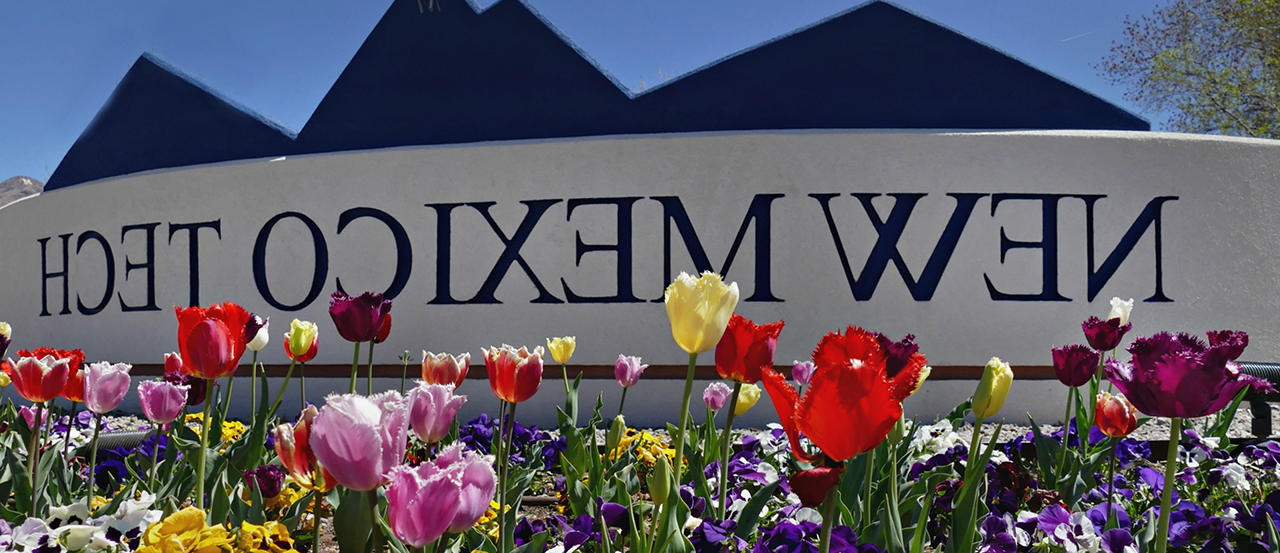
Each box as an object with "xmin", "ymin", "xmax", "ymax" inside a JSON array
[{"xmin": 0, "ymin": 0, "xmax": 1166, "ymax": 183}]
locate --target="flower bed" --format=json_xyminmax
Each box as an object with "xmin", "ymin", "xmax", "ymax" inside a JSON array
[{"xmin": 0, "ymin": 275, "xmax": 1274, "ymax": 553}]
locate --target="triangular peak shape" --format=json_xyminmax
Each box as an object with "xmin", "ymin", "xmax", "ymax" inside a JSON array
[
  {"xmin": 46, "ymin": 54, "xmax": 298, "ymax": 191},
  {"xmin": 295, "ymin": 0, "xmax": 639, "ymax": 154},
  {"xmin": 632, "ymin": 1, "xmax": 1149, "ymax": 132}
]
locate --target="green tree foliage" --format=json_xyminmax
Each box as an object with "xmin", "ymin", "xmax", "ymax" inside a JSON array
[{"xmin": 1099, "ymin": 0, "xmax": 1280, "ymax": 137}]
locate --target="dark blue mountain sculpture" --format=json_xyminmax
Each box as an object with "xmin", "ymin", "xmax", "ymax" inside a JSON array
[{"xmin": 46, "ymin": 0, "xmax": 1148, "ymax": 191}]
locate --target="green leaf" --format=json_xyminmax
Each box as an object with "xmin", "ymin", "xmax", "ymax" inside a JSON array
[
  {"xmin": 335, "ymin": 488, "xmax": 373, "ymax": 553},
  {"xmin": 733, "ymin": 479, "xmax": 782, "ymax": 539},
  {"xmin": 510, "ymin": 531, "xmax": 549, "ymax": 553}
]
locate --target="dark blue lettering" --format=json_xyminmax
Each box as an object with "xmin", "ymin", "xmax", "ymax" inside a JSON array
[
  {"xmin": 38, "ymin": 233, "xmax": 72, "ymax": 316},
  {"xmin": 466, "ymin": 200, "xmax": 563, "ymax": 304},
  {"xmin": 118, "ymin": 223, "xmax": 161, "ymax": 312},
  {"xmin": 651, "ymin": 194, "xmax": 783, "ymax": 302},
  {"xmin": 425, "ymin": 203, "xmax": 465, "ymax": 305},
  {"xmin": 561, "ymin": 197, "xmax": 643, "ymax": 303},
  {"xmin": 335, "ymin": 207, "xmax": 413, "ymax": 300},
  {"xmin": 984, "ymin": 194, "xmax": 1071, "ymax": 302},
  {"xmin": 253, "ymin": 212, "xmax": 329, "ymax": 311},
  {"xmin": 812, "ymin": 193, "xmax": 985, "ymax": 301},
  {"xmin": 1083, "ymin": 196, "xmax": 1177, "ymax": 302},
  {"xmin": 75, "ymin": 231, "xmax": 115, "ymax": 315},
  {"xmin": 168, "ymin": 220, "xmax": 221, "ymax": 307}
]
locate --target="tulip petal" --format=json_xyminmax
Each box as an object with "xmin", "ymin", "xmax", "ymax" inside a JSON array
[
  {"xmin": 759, "ymin": 368, "xmax": 820, "ymax": 464},
  {"xmin": 797, "ymin": 355, "xmax": 901, "ymax": 462}
]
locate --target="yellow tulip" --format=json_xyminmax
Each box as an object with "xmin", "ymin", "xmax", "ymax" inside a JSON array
[
  {"xmin": 0, "ymin": 372, "xmax": 9, "ymax": 387},
  {"xmin": 546, "ymin": 336, "xmax": 576, "ymax": 364},
  {"xmin": 972, "ymin": 357, "xmax": 1013, "ymax": 419},
  {"xmin": 288, "ymin": 320, "xmax": 318, "ymax": 358},
  {"xmin": 663, "ymin": 272, "xmax": 740, "ymax": 354},
  {"xmin": 733, "ymin": 383, "xmax": 760, "ymax": 415}
]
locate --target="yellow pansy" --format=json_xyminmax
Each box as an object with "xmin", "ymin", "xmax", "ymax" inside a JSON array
[{"xmin": 137, "ymin": 507, "xmax": 234, "ymax": 553}]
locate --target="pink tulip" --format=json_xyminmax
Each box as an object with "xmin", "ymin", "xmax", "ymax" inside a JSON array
[
  {"xmin": 433, "ymin": 443, "xmax": 497, "ymax": 533},
  {"xmin": 83, "ymin": 362, "xmax": 132, "ymax": 414},
  {"xmin": 19, "ymin": 405, "xmax": 47, "ymax": 430},
  {"xmin": 385, "ymin": 462, "xmax": 461, "ymax": 547},
  {"xmin": 703, "ymin": 381, "xmax": 732, "ymax": 411},
  {"xmin": 309, "ymin": 391, "xmax": 409, "ymax": 491},
  {"xmin": 791, "ymin": 360, "xmax": 816, "ymax": 387},
  {"xmin": 614, "ymin": 355, "xmax": 647, "ymax": 388},
  {"xmin": 407, "ymin": 383, "xmax": 466, "ymax": 444},
  {"xmin": 138, "ymin": 380, "xmax": 189, "ymax": 425},
  {"xmin": 385, "ymin": 442, "xmax": 497, "ymax": 546}
]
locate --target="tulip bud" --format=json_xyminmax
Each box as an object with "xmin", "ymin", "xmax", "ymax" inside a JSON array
[
  {"xmin": 373, "ymin": 313, "xmax": 392, "ymax": 344},
  {"xmin": 887, "ymin": 417, "xmax": 907, "ymax": 444},
  {"xmin": 733, "ymin": 383, "xmax": 760, "ymax": 416},
  {"xmin": 546, "ymin": 336, "xmax": 576, "ymax": 365},
  {"xmin": 164, "ymin": 352, "xmax": 183, "ymax": 376},
  {"xmin": 664, "ymin": 271, "xmax": 740, "ymax": 354},
  {"xmin": 1108, "ymin": 297, "xmax": 1134, "ymax": 327},
  {"xmin": 651, "ymin": 454, "xmax": 673, "ymax": 505},
  {"xmin": 791, "ymin": 360, "xmax": 816, "ymax": 387},
  {"xmin": 613, "ymin": 355, "xmax": 647, "ymax": 389},
  {"xmin": 245, "ymin": 315, "xmax": 270, "ymax": 352},
  {"xmin": 0, "ymin": 322, "xmax": 10, "ymax": 359},
  {"xmin": 607, "ymin": 415, "xmax": 626, "ymax": 452},
  {"xmin": 287, "ymin": 320, "xmax": 319, "ymax": 361},
  {"xmin": 972, "ymin": 357, "xmax": 1013, "ymax": 420}
]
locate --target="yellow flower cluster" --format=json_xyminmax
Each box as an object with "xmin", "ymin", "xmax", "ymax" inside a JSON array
[
  {"xmin": 266, "ymin": 486, "xmax": 305, "ymax": 512},
  {"xmin": 137, "ymin": 507, "xmax": 234, "ymax": 553},
  {"xmin": 183, "ymin": 414, "xmax": 248, "ymax": 453},
  {"xmin": 607, "ymin": 429, "xmax": 675, "ymax": 468},
  {"xmin": 477, "ymin": 500, "xmax": 507, "ymax": 541},
  {"xmin": 235, "ymin": 521, "xmax": 297, "ymax": 553}
]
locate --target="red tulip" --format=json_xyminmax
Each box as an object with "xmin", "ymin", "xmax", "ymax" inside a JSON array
[
  {"xmin": 10, "ymin": 355, "xmax": 71, "ymax": 404},
  {"xmin": 174, "ymin": 302, "xmax": 251, "ymax": 380},
  {"xmin": 373, "ymin": 313, "xmax": 392, "ymax": 344},
  {"xmin": 789, "ymin": 466, "xmax": 845, "ymax": 507},
  {"xmin": 19, "ymin": 348, "xmax": 85, "ymax": 402},
  {"xmin": 483, "ymin": 345, "xmax": 544, "ymax": 404},
  {"xmin": 273, "ymin": 405, "xmax": 336, "ymax": 492},
  {"xmin": 814, "ymin": 326, "xmax": 930, "ymax": 402},
  {"xmin": 1095, "ymin": 391, "xmax": 1139, "ymax": 438},
  {"xmin": 714, "ymin": 314, "xmax": 784, "ymax": 384},
  {"xmin": 762, "ymin": 326, "xmax": 920, "ymax": 464}
]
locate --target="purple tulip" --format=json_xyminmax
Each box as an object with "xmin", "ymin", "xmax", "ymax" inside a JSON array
[
  {"xmin": 407, "ymin": 382, "xmax": 467, "ymax": 444},
  {"xmin": 1052, "ymin": 344, "xmax": 1100, "ymax": 388},
  {"xmin": 310, "ymin": 391, "xmax": 410, "ymax": 491},
  {"xmin": 1082, "ymin": 316, "xmax": 1131, "ymax": 352},
  {"xmin": 791, "ymin": 361, "xmax": 816, "ymax": 387},
  {"xmin": 243, "ymin": 464, "xmax": 287, "ymax": 499},
  {"xmin": 138, "ymin": 380, "xmax": 189, "ymax": 425},
  {"xmin": 703, "ymin": 382, "xmax": 731, "ymax": 411},
  {"xmin": 163, "ymin": 352, "xmax": 207, "ymax": 406},
  {"xmin": 1106, "ymin": 330, "xmax": 1275, "ymax": 418},
  {"xmin": 83, "ymin": 362, "xmax": 132, "ymax": 414},
  {"xmin": 873, "ymin": 333, "xmax": 920, "ymax": 377},
  {"xmin": 614, "ymin": 355, "xmax": 647, "ymax": 388},
  {"xmin": 329, "ymin": 290, "xmax": 393, "ymax": 343}
]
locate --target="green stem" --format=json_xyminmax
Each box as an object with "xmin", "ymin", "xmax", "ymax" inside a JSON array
[
  {"xmin": 862, "ymin": 447, "xmax": 876, "ymax": 535},
  {"xmin": 433, "ymin": 534, "xmax": 450, "ymax": 553},
  {"xmin": 670, "ymin": 352, "xmax": 698, "ymax": 498},
  {"xmin": 367, "ymin": 341, "xmax": 376, "ymax": 395},
  {"xmin": 1154, "ymin": 417, "xmax": 1182, "ymax": 553},
  {"xmin": 617, "ymin": 387, "xmax": 628, "ymax": 419},
  {"xmin": 561, "ymin": 362, "xmax": 573, "ymax": 426},
  {"xmin": 312, "ymin": 490, "xmax": 322, "ymax": 553},
  {"xmin": 966, "ymin": 416, "xmax": 986, "ymax": 483},
  {"xmin": 86, "ymin": 412, "xmax": 102, "ymax": 507},
  {"xmin": 818, "ymin": 485, "xmax": 838, "ymax": 553},
  {"xmin": 28, "ymin": 402, "xmax": 43, "ymax": 518},
  {"xmin": 148, "ymin": 425, "xmax": 161, "ymax": 491},
  {"xmin": 1107, "ymin": 438, "xmax": 1117, "ymax": 530},
  {"xmin": 195, "ymin": 384, "xmax": 215, "ymax": 511},
  {"xmin": 400, "ymin": 352, "xmax": 410, "ymax": 394},
  {"xmin": 349, "ymin": 342, "xmax": 362, "ymax": 394},
  {"xmin": 62, "ymin": 401, "xmax": 78, "ymax": 462},
  {"xmin": 1057, "ymin": 391, "xmax": 1073, "ymax": 478},
  {"xmin": 887, "ymin": 440, "xmax": 902, "ymax": 553},
  {"xmin": 717, "ymin": 382, "xmax": 742, "ymax": 520},
  {"xmin": 369, "ymin": 489, "xmax": 385, "ymax": 553},
  {"xmin": 268, "ymin": 359, "xmax": 299, "ymax": 419},
  {"xmin": 250, "ymin": 351, "xmax": 259, "ymax": 421},
  {"xmin": 499, "ymin": 401, "xmax": 519, "ymax": 553},
  {"xmin": 301, "ymin": 363, "xmax": 307, "ymax": 407}
]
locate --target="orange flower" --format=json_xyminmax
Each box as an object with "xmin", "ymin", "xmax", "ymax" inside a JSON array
[{"xmin": 174, "ymin": 302, "xmax": 251, "ymax": 380}]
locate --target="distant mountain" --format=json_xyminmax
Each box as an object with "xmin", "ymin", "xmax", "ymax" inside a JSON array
[{"xmin": 0, "ymin": 176, "xmax": 43, "ymax": 208}]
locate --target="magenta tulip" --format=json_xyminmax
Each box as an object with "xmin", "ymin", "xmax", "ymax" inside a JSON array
[
  {"xmin": 407, "ymin": 382, "xmax": 466, "ymax": 444},
  {"xmin": 83, "ymin": 362, "xmax": 132, "ymax": 414},
  {"xmin": 1106, "ymin": 330, "xmax": 1274, "ymax": 418},
  {"xmin": 329, "ymin": 291, "xmax": 393, "ymax": 343},
  {"xmin": 433, "ymin": 443, "xmax": 498, "ymax": 533},
  {"xmin": 19, "ymin": 405, "xmax": 47, "ymax": 430},
  {"xmin": 791, "ymin": 360, "xmax": 816, "ymax": 386},
  {"xmin": 309, "ymin": 391, "xmax": 409, "ymax": 491},
  {"xmin": 703, "ymin": 381, "xmax": 731, "ymax": 411},
  {"xmin": 385, "ymin": 461, "xmax": 461, "ymax": 547},
  {"xmin": 138, "ymin": 380, "xmax": 189, "ymax": 425},
  {"xmin": 614, "ymin": 355, "xmax": 647, "ymax": 388},
  {"xmin": 1082, "ymin": 316, "xmax": 1131, "ymax": 352},
  {"xmin": 1052, "ymin": 344, "xmax": 1100, "ymax": 388}
]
